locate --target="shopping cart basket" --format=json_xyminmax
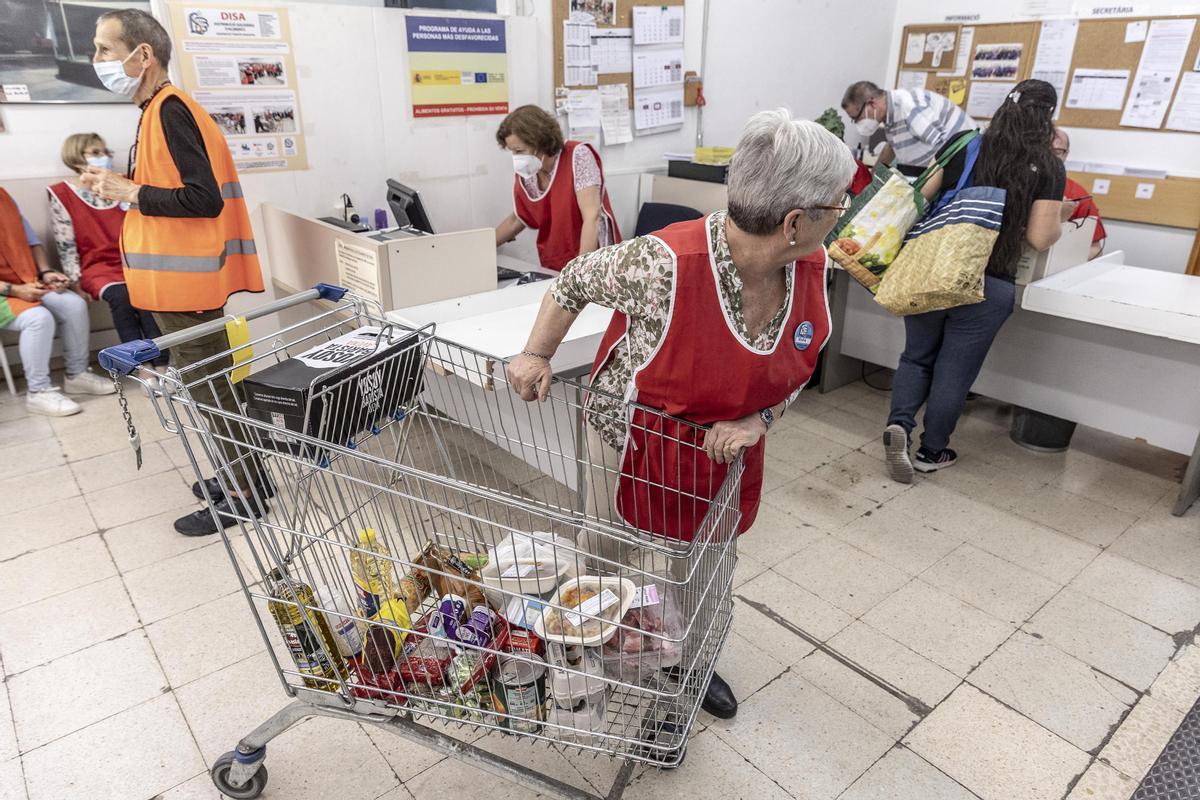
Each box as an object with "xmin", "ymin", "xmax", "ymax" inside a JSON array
[{"xmin": 99, "ymin": 285, "xmax": 742, "ymax": 800}]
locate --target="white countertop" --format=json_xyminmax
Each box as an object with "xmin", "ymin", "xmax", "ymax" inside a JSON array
[
  {"xmin": 386, "ymin": 280, "xmax": 614, "ymax": 379},
  {"xmin": 1022, "ymin": 252, "xmax": 1200, "ymax": 345}
]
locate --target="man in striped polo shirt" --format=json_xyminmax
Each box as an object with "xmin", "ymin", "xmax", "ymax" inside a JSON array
[{"xmin": 842, "ymin": 81, "xmax": 976, "ymax": 176}]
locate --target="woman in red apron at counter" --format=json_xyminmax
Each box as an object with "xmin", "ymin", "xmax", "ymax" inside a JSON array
[
  {"xmin": 493, "ymin": 105, "xmax": 621, "ymax": 270},
  {"xmin": 506, "ymin": 109, "xmax": 855, "ymax": 722}
]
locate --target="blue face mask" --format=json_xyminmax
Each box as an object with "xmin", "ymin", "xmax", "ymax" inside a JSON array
[
  {"xmin": 85, "ymin": 155, "xmax": 114, "ymax": 171},
  {"xmin": 93, "ymin": 49, "xmax": 144, "ymax": 96}
]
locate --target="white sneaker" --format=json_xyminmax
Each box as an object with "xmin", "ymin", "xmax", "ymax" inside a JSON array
[
  {"xmin": 26, "ymin": 388, "xmax": 82, "ymax": 417},
  {"xmin": 63, "ymin": 369, "xmax": 117, "ymax": 396}
]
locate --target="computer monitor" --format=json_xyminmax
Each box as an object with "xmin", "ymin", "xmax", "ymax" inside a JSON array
[{"xmin": 385, "ymin": 179, "xmax": 434, "ymax": 234}]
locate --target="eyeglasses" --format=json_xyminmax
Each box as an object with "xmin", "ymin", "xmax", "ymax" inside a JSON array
[
  {"xmin": 804, "ymin": 193, "xmax": 852, "ymax": 213},
  {"xmin": 1052, "ymin": 147, "xmax": 1069, "ymax": 158}
]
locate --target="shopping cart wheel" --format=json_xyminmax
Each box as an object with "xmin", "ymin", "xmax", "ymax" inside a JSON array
[{"xmin": 211, "ymin": 751, "xmax": 269, "ymax": 799}]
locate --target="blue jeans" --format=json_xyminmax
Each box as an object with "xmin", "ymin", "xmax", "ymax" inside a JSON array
[{"xmin": 887, "ymin": 276, "xmax": 1015, "ymax": 452}]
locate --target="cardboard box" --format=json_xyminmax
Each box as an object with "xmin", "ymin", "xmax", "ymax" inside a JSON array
[
  {"xmin": 1014, "ymin": 217, "xmax": 1096, "ymax": 286},
  {"xmin": 243, "ymin": 325, "xmax": 424, "ymax": 454}
]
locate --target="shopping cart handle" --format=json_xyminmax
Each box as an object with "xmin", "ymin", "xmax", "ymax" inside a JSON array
[
  {"xmin": 316, "ymin": 283, "xmax": 347, "ymax": 302},
  {"xmin": 99, "ymin": 339, "xmax": 162, "ymax": 375}
]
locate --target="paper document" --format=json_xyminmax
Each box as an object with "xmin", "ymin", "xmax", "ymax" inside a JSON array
[
  {"xmin": 1120, "ymin": 18, "xmax": 1196, "ymax": 129},
  {"xmin": 591, "ymin": 28, "xmax": 632, "ymax": 74},
  {"xmin": 1135, "ymin": 183, "xmax": 1155, "ymax": 200},
  {"xmin": 1091, "ymin": 179, "xmax": 1110, "ymax": 195},
  {"xmin": 566, "ymin": 88, "xmax": 601, "ymax": 129},
  {"xmin": 633, "ymin": 85, "xmax": 684, "ymax": 130},
  {"xmin": 564, "ymin": 19, "xmax": 594, "ymax": 46},
  {"xmin": 938, "ymin": 26, "xmax": 974, "ymax": 77},
  {"xmin": 1065, "ymin": 69, "xmax": 1129, "ymax": 110},
  {"xmin": 599, "ymin": 83, "xmax": 633, "ymax": 145},
  {"xmin": 966, "ymin": 81, "xmax": 1015, "ymax": 118},
  {"xmin": 632, "ymin": 5, "xmax": 683, "ymax": 45},
  {"xmin": 633, "ymin": 46, "xmax": 684, "ymax": 88},
  {"xmin": 1030, "ymin": 19, "xmax": 1079, "ymax": 119},
  {"xmin": 925, "ymin": 31, "xmax": 956, "ymax": 69},
  {"xmin": 972, "ymin": 42, "xmax": 1022, "ymax": 81},
  {"xmin": 1166, "ymin": 72, "xmax": 1200, "ymax": 133},
  {"xmin": 905, "ymin": 32, "xmax": 927, "ymax": 64},
  {"xmin": 1125, "ymin": 20, "xmax": 1148, "ymax": 43},
  {"xmin": 898, "ymin": 71, "xmax": 928, "ymax": 91},
  {"xmin": 564, "ymin": 20, "xmax": 596, "ymax": 85}
]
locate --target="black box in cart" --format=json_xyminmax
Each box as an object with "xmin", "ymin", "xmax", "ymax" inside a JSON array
[{"xmin": 243, "ymin": 325, "xmax": 424, "ymax": 454}]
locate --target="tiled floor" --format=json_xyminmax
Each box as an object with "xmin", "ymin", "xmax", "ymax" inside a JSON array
[{"xmin": 0, "ymin": 375, "xmax": 1197, "ymax": 800}]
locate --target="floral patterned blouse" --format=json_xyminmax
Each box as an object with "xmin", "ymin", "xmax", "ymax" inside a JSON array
[{"xmin": 551, "ymin": 210, "xmax": 805, "ymax": 450}]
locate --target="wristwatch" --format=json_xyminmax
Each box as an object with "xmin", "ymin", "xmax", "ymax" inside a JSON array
[
  {"xmin": 759, "ymin": 407, "xmax": 775, "ymax": 431},
  {"xmin": 0, "ymin": 282, "xmax": 10, "ymax": 297}
]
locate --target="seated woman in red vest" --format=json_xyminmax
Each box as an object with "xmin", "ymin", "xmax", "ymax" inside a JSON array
[
  {"xmin": 47, "ymin": 133, "xmax": 169, "ymax": 373},
  {"xmin": 493, "ymin": 105, "xmax": 621, "ymax": 270},
  {"xmin": 506, "ymin": 109, "xmax": 855, "ymax": 723}
]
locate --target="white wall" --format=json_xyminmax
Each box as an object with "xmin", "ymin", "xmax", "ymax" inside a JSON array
[
  {"xmin": 699, "ymin": 0, "xmax": 900, "ymax": 147},
  {"xmin": 888, "ymin": 0, "xmax": 1200, "ymax": 272}
]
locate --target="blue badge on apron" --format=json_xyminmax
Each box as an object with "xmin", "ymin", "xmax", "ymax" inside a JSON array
[{"xmin": 794, "ymin": 321, "xmax": 814, "ymax": 351}]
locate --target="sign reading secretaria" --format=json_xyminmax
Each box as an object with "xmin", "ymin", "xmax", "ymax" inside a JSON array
[{"xmin": 405, "ymin": 15, "xmax": 509, "ymax": 118}]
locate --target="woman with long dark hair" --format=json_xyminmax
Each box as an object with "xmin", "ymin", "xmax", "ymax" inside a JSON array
[{"xmin": 883, "ymin": 79, "xmax": 1065, "ymax": 482}]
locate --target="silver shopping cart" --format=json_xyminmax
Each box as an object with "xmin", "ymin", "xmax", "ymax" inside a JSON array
[{"xmin": 99, "ymin": 285, "xmax": 741, "ymax": 800}]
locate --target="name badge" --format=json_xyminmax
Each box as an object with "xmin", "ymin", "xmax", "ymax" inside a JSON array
[{"xmin": 794, "ymin": 321, "xmax": 814, "ymax": 351}]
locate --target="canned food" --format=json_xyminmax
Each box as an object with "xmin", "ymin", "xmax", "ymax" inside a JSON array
[
  {"xmin": 456, "ymin": 606, "xmax": 498, "ymax": 649},
  {"xmin": 494, "ymin": 654, "xmax": 547, "ymax": 733}
]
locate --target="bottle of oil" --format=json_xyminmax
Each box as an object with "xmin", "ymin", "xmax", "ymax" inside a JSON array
[
  {"xmin": 267, "ymin": 568, "xmax": 348, "ymax": 692},
  {"xmin": 350, "ymin": 528, "xmax": 395, "ymax": 619}
]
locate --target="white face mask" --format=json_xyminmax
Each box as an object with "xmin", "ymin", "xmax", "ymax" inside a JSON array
[
  {"xmin": 85, "ymin": 154, "xmax": 113, "ymax": 171},
  {"xmin": 854, "ymin": 109, "xmax": 880, "ymax": 137},
  {"xmin": 512, "ymin": 154, "xmax": 542, "ymax": 179},
  {"xmin": 93, "ymin": 49, "xmax": 144, "ymax": 96}
]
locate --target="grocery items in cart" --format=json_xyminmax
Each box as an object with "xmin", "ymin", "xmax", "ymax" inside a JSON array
[
  {"xmin": 267, "ymin": 568, "xmax": 348, "ymax": 691},
  {"xmin": 242, "ymin": 324, "xmax": 424, "ymax": 450},
  {"xmin": 545, "ymin": 644, "xmax": 609, "ymax": 744},
  {"xmin": 494, "ymin": 654, "xmax": 548, "ymax": 733},
  {"xmin": 600, "ymin": 579, "xmax": 684, "ymax": 682},
  {"xmin": 315, "ymin": 585, "xmax": 364, "ymax": 659},
  {"xmin": 350, "ymin": 527, "xmax": 397, "ymax": 618},
  {"xmin": 479, "ymin": 530, "xmax": 579, "ymax": 607},
  {"xmin": 536, "ymin": 576, "xmax": 637, "ymax": 647}
]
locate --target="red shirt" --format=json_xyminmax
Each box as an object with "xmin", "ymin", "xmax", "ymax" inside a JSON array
[
  {"xmin": 589, "ymin": 216, "xmax": 830, "ymax": 542},
  {"xmin": 48, "ymin": 182, "xmax": 126, "ymax": 300},
  {"xmin": 1064, "ymin": 177, "xmax": 1106, "ymax": 245}
]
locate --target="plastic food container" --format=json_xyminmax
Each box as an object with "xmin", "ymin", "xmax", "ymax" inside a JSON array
[
  {"xmin": 534, "ymin": 576, "xmax": 636, "ymax": 648},
  {"xmin": 480, "ymin": 531, "xmax": 578, "ymax": 608}
]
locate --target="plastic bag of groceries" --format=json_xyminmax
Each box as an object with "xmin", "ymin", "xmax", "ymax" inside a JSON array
[
  {"xmin": 600, "ymin": 577, "xmax": 684, "ymax": 683},
  {"xmin": 825, "ymin": 132, "xmax": 978, "ymax": 293}
]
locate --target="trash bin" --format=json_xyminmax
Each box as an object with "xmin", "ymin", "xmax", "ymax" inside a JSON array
[{"xmin": 1010, "ymin": 406, "xmax": 1077, "ymax": 453}]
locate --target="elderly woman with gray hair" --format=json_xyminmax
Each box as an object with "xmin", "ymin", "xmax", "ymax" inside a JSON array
[{"xmin": 506, "ymin": 109, "xmax": 854, "ymax": 721}]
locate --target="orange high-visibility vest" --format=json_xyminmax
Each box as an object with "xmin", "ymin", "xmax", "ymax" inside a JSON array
[{"xmin": 122, "ymin": 85, "xmax": 263, "ymax": 312}]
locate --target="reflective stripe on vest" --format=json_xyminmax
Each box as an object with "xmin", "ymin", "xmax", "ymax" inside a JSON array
[
  {"xmin": 220, "ymin": 182, "xmax": 244, "ymax": 199},
  {"xmin": 125, "ymin": 238, "xmax": 258, "ymax": 272}
]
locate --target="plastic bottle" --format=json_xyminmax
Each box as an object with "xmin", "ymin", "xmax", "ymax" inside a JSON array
[
  {"xmin": 350, "ymin": 528, "xmax": 395, "ymax": 619},
  {"xmin": 316, "ymin": 585, "xmax": 364, "ymax": 659},
  {"xmin": 267, "ymin": 568, "xmax": 348, "ymax": 691}
]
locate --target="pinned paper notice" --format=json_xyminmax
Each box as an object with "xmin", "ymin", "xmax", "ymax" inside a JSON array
[
  {"xmin": 1135, "ymin": 183, "xmax": 1155, "ymax": 200},
  {"xmin": 1092, "ymin": 178, "xmax": 1111, "ymax": 195},
  {"xmin": 0, "ymin": 84, "xmax": 30, "ymax": 102},
  {"xmin": 948, "ymin": 79, "xmax": 967, "ymax": 106},
  {"xmin": 1125, "ymin": 21, "xmax": 1148, "ymax": 43},
  {"xmin": 905, "ymin": 33, "xmax": 927, "ymax": 64}
]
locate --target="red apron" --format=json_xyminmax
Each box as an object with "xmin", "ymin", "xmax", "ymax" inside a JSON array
[
  {"xmin": 590, "ymin": 215, "xmax": 831, "ymax": 542},
  {"xmin": 513, "ymin": 141, "xmax": 621, "ymax": 271},
  {"xmin": 48, "ymin": 182, "xmax": 126, "ymax": 300}
]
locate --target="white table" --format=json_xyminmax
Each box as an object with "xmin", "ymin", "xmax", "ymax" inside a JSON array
[
  {"xmin": 387, "ymin": 281, "xmax": 613, "ymax": 492},
  {"xmin": 822, "ymin": 252, "xmax": 1200, "ymax": 515}
]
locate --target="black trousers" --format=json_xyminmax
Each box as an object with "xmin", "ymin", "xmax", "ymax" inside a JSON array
[{"xmin": 100, "ymin": 283, "xmax": 170, "ymax": 367}]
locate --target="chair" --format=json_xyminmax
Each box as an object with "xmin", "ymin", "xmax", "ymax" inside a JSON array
[
  {"xmin": 0, "ymin": 340, "xmax": 14, "ymax": 395},
  {"xmin": 633, "ymin": 202, "xmax": 704, "ymax": 237}
]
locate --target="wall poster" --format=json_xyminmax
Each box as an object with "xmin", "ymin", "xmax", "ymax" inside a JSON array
[
  {"xmin": 405, "ymin": 15, "xmax": 509, "ymax": 118},
  {"xmin": 168, "ymin": 2, "xmax": 308, "ymax": 172}
]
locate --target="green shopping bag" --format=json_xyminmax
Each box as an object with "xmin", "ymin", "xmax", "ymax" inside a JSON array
[{"xmin": 825, "ymin": 132, "xmax": 978, "ymax": 292}]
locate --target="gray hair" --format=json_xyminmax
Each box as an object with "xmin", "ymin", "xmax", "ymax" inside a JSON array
[
  {"xmin": 726, "ymin": 109, "xmax": 856, "ymax": 235},
  {"xmin": 97, "ymin": 8, "xmax": 172, "ymax": 67},
  {"xmin": 842, "ymin": 80, "xmax": 884, "ymax": 110}
]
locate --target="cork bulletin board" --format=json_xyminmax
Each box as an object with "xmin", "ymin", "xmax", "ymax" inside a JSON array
[
  {"xmin": 895, "ymin": 24, "xmax": 962, "ymax": 72},
  {"xmin": 1057, "ymin": 15, "xmax": 1200, "ymax": 131},
  {"xmin": 552, "ymin": 0, "xmax": 686, "ymax": 107}
]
